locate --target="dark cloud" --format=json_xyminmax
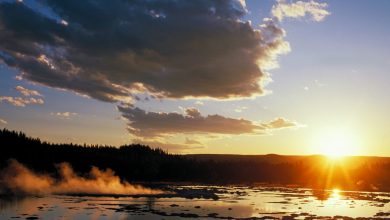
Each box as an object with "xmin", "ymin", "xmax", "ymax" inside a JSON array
[
  {"xmin": 118, "ymin": 106, "xmax": 263, "ymax": 138},
  {"xmin": 118, "ymin": 106, "xmax": 299, "ymax": 138},
  {"xmin": 0, "ymin": 0, "xmax": 288, "ymax": 102},
  {"xmin": 185, "ymin": 107, "xmax": 202, "ymax": 118}
]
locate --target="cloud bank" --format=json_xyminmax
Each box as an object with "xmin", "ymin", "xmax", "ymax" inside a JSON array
[
  {"xmin": 0, "ymin": 0, "xmax": 288, "ymax": 102},
  {"xmin": 118, "ymin": 106, "xmax": 298, "ymax": 138}
]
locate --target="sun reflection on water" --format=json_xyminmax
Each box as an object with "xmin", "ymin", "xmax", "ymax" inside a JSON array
[{"xmin": 330, "ymin": 188, "xmax": 341, "ymax": 200}]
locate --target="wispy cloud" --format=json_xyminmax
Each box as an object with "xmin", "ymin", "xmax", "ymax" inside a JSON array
[
  {"xmin": 51, "ymin": 112, "xmax": 78, "ymax": 119},
  {"xmin": 234, "ymin": 106, "xmax": 248, "ymax": 113},
  {"xmin": 0, "ymin": 96, "xmax": 44, "ymax": 107},
  {"xmin": 271, "ymin": 0, "xmax": 330, "ymax": 22},
  {"xmin": 194, "ymin": 101, "xmax": 204, "ymax": 106},
  {"xmin": 0, "ymin": 118, "xmax": 7, "ymax": 125},
  {"xmin": 185, "ymin": 137, "xmax": 203, "ymax": 145}
]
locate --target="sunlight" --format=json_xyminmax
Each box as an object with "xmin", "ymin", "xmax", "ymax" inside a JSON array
[
  {"xmin": 331, "ymin": 188, "xmax": 341, "ymax": 199},
  {"xmin": 315, "ymin": 130, "xmax": 358, "ymax": 158},
  {"xmin": 324, "ymin": 188, "xmax": 343, "ymax": 206}
]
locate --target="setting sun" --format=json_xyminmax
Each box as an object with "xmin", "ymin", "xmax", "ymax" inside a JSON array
[{"xmin": 315, "ymin": 130, "xmax": 359, "ymax": 158}]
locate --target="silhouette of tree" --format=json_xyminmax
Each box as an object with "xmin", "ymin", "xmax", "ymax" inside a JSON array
[{"xmin": 1, "ymin": 128, "xmax": 390, "ymax": 191}]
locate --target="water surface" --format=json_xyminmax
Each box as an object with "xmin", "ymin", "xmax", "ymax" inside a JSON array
[{"xmin": 1, "ymin": 186, "xmax": 389, "ymax": 219}]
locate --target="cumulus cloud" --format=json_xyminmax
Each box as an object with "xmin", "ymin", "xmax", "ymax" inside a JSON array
[
  {"xmin": 15, "ymin": 86, "xmax": 42, "ymax": 97},
  {"xmin": 0, "ymin": 118, "xmax": 7, "ymax": 125},
  {"xmin": 118, "ymin": 106, "xmax": 298, "ymax": 138},
  {"xmin": 272, "ymin": 0, "xmax": 330, "ymax": 22},
  {"xmin": 51, "ymin": 112, "xmax": 78, "ymax": 118},
  {"xmin": 0, "ymin": 0, "xmax": 290, "ymax": 102},
  {"xmin": 0, "ymin": 96, "xmax": 44, "ymax": 107}
]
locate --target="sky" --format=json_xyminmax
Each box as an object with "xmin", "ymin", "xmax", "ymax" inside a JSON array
[{"xmin": 0, "ymin": 0, "xmax": 390, "ymax": 156}]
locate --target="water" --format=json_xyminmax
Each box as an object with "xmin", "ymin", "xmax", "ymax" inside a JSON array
[{"xmin": 1, "ymin": 185, "xmax": 389, "ymax": 219}]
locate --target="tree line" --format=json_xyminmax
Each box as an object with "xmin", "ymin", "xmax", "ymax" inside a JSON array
[{"xmin": 1, "ymin": 128, "xmax": 390, "ymax": 191}]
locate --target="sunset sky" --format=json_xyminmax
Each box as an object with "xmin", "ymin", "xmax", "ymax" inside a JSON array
[{"xmin": 1, "ymin": 0, "xmax": 390, "ymax": 156}]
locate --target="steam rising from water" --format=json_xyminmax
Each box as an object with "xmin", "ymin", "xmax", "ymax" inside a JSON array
[{"xmin": 0, "ymin": 160, "xmax": 164, "ymax": 195}]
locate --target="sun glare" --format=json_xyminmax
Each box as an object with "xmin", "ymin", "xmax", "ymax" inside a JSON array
[
  {"xmin": 330, "ymin": 188, "xmax": 341, "ymax": 200},
  {"xmin": 315, "ymin": 130, "xmax": 359, "ymax": 159}
]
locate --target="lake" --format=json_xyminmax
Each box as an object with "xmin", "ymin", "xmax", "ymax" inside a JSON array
[{"xmin": 1, "ymin": 185, "xmax": 389, "ymax": 219}]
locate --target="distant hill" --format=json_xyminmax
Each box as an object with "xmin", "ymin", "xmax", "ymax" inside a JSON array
[
  {"xmin": 185, "ymin": 154, "xmax": 390, "ymax": 168},
  {"xmin": 185, "ymin": 154, "xmax": 310, "ymax": 163}
]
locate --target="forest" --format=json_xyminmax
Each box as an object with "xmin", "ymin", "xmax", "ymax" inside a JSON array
[{"xmin": 1, "ymin": 128, "xmax": 390, "ymax": 192}]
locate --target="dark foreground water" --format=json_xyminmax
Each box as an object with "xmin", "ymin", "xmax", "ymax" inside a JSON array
[{"xmin": 1, "ymin": 185, "xmax": 390, "ymax": 219}]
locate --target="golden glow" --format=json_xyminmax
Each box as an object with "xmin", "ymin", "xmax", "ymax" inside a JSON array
[
  {"xmin": 315, "ymin": 129, "xmax": 359, "ymax": 158},
  {"xmin": 325, "ymin": 188, "xmax": 342, "ymax": 205},
  {"xmin": 331, "ymin": 188, "xmax": 341, "ymax": 198}
]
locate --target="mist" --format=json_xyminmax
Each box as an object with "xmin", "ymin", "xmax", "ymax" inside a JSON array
[{"xmin": 0, "ymin": 160, "xmax": 164, "ymax": 195}]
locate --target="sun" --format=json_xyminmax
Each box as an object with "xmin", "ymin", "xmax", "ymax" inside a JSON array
[{"xmin": 315, "ymin": 130, "xmax": 359, "ymax": 159}]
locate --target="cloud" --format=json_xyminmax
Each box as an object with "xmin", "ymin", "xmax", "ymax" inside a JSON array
[
  {"xmin": 51, "ymin": 112, "xmax": 78, "ymax": 118},
  {"xmin": 0, "ymin": 118, "xmax": 7, "ymax": 125},
  {"xmin": 185, "ymin": 107, "xmax": 202, "ymax": 118},
  {"xmin": 234, "ymin": 106, "xmax": 248, "ymax": 113},
  {"xmin": 119, "ymin": 106, "xmax": 262, "ymax": 138},
  {"xmin": 0, "ymin": 96, "xmax": 44, "ymax": 107},
  {"xmin": 15, "ymin": 75, "xmax": 23, "ymax": 81},
  {"xmin": 185, "ymin": 138, "xmax": 203, "ymax": 145},
  {"xmin": 118, "ymin": 106, "xmax": 299, "ymax": 138},
  {"xmin": 0, "ymin": 0, "xmax": 289, "ymax": 102},
  {"xmin": 272, "ymin": 0, "xmax": 330, "ymax": 22},
  {"xmin": 262, "ymin": 117, "xmax": 298, "ymax": 129},
  {"xmin": 15, "ymin": 86, "xmax": 42, "ymax": 97},
  {"xmin": 194, "ymin": 101, "xmax": 204, "ymax": 106},
  {"xmin": 0, "ymin": 86, "xmax": 44, "ymax": 107}
]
